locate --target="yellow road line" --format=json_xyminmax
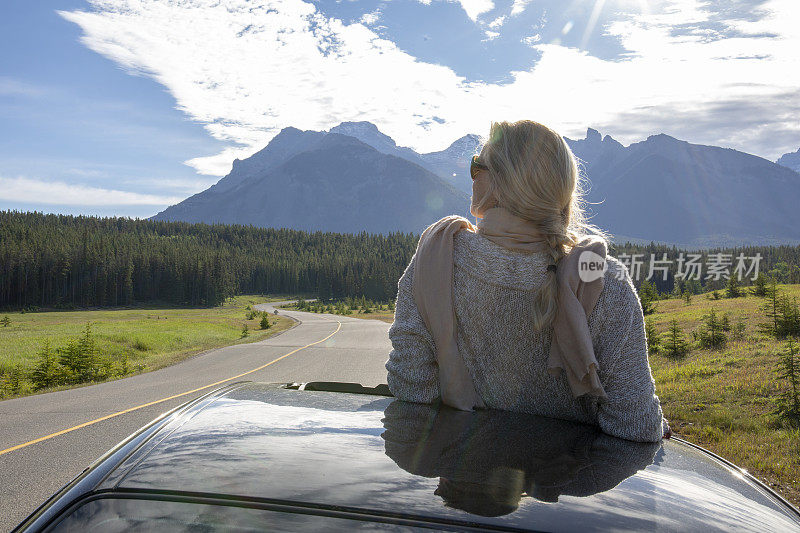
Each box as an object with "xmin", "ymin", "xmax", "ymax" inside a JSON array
[{"xmin": 0, "ymin": 319, "xmax": 342, "ymax": 457}]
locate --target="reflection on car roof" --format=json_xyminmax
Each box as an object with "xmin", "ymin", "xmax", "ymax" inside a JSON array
[{"xmin": 82, "ymin": 382, "xmax": 800, "ymax": 532}]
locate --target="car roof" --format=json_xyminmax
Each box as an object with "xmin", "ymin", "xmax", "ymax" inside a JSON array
[{"xmin": 30, "ymin": 382, "xmax": 800, "ymax": 531}]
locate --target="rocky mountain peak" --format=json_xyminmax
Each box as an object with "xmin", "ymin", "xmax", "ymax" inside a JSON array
[
  {"xmin": 777, "ymin": 147, "xmax": 800, "ymax": 173},
  {"xmin": 586, "ymin": 128, "xmax": 602, "ymax": 143},
  {"xmin": 329, "ymin": 121, "xmax": 398, "ymax": 149}
]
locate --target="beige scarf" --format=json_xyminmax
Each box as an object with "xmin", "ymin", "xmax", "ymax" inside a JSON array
[{"xmin": 411, "ymin": 207, "xmax": 608, "ymax": 411}]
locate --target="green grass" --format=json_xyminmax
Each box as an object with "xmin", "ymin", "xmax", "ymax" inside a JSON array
[
  {"xmin": 647, "ymin": 283, "xmax": 800, "ymax": 506},
  {"xmin": 0, "ymin": 295, "xmax": 296, "ymax": 399}
]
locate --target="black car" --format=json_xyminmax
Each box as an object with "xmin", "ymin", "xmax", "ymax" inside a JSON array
[{"xmin": 14, "ymin": 381, "xmax": 800, "ymax": 532}]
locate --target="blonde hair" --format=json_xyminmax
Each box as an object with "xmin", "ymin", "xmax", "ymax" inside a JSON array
[{"xmin": 475, "ymin": 119, "xmax": 612, "ymax": 332}]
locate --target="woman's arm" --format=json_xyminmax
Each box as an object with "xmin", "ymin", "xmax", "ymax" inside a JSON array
[
  {"xmin": 593, "ymin": 273, "xmax": 668, "ymax": 443},
  {"xmin": 385, "ymin": 253, "xmax": 441, "ymax": 403}
]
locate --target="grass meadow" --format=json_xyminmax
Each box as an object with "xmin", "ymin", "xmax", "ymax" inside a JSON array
[
  {"xmin": 645, "ymin": 284, "xmax": 800, "ymax": 505},
  {"xmin": 0, "ymin": 295, "xmax": 295, "ymax": 399}
]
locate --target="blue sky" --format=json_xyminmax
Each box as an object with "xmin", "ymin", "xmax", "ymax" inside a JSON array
[{"xmin": 1, "ymin": 0, "xmax": 799, "ymax": 218}]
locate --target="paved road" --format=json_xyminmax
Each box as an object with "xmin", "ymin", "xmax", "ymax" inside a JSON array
[{"xmin": 0, "ymin": 302, "xmax": 392, "ymax": 531}]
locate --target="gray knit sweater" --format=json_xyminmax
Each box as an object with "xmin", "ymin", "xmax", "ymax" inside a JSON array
[{"xmin": 385, "ymin": 229, "xmax": 667, "ymax": 443}]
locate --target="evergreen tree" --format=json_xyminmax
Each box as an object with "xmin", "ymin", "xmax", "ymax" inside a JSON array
[
  {"xmin": 638, "ymin": 279, "xmax": 658, "ymax": 315},
  {"xmin": 241, "ymin": 324, "xmax": 249, "ymax": 338},
  {"xmin": 779, "ymin": 297, "xmax": 800, "ymax": 338},
  {"xmin": 645, "ymin": 318, "xmax": 661, "ymax": 354},
  {"xmin": 58, "ymin": 323, "xmax": 98, "ymax": 383},
  {"xmin": 751, "ymin": 272, "xmax": 769, "ymax": 297},
  {"xmin": 30, "ymin": 341, "xmax": 61, "ymax": 390},
  {"xmin": 663, "ymin": 319, "xmax": 690, "ymax": 358},
  {"xmin": 698, "ymin": 308, "xmax": 727, "ymax": 349},
  {"xmin": 758, "ymin": 278, "xmax": 782, "ymax": 338},
  {"xmin": 725, "ymin": 274, "xmax": 741, "ymax": 298},
  {"xmin": 260, "ymin": 313, "xmax": 270, "ymax": 329},
  {"xmin": 683, "ymin": 290, "xmax": 692, "ymax": 305},
  {"xmin": 56, "ymin": 340, "xmax": 80, "ymax": 384},
  {"xmin": 732, "ymin": 317, "xmax": 746, "ymax": 340},
  {"xmin": 0, "ymin": 364, "xmax": 25, "ymax": 396},
  {"xmin": 775, "ymin": 336, "xmax": 800, "ymax": 427},
  {"xmin": 720, "ymin": 312, "xmax": 732, "ymax": 332}
]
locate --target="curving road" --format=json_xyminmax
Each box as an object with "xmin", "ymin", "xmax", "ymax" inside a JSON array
[{"xmin": 0, "ymin": 301, "xmax": 392, "ymax": 531}]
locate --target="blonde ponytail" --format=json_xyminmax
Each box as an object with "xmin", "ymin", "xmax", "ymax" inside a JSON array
[{"xmin": 479, "ymin": 120, "xmax": 612, "ymax": 332}]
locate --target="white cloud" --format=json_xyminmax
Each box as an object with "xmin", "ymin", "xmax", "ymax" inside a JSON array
[
  {"xmin": 488, "ymin": 15, "xmax": 506, "ymax": 28},
  {"xmin": 455, "ymin": 0, "xmax": 494, "ymax": 21},
  {"xmin": 483, "ymin": 30, "xmax": 500, "ymax": 40},
  {"xmin": 510, "ymin": 0, "xmax": 532, "ymax": 17},
  {"xmin": 359, "ymin": 9, "xmax": 381, "ymax": 25},
  {"xmin": 0, "ymin": 176, "xmax": 183, "ymax": 206},
  {"xmin": 521, "ymin": 34, "xmax": 541, "ymax": 46},
  {"xmin": 185, "ymin": 147, "xmax": 256, "ymax": 176},
  {"xmin": 59, "ymin": 0, "xmax": 800, "ymax": 177}
]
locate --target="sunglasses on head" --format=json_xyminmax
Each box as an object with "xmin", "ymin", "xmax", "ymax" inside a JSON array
[{"xmin": 470, "ymin": 155, "xmax": 489, "ymax": 180}]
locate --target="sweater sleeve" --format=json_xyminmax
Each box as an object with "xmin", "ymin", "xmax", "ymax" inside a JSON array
[
  {"xmin": 385, "ymin": 253, "xmax": 441, "ymax": 403},
  {"xmin": 593, "ymin": 272, "xmax": 667, "ymax": 443}
]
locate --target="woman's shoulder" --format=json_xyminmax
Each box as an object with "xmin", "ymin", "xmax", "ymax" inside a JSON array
[{"xmin": 589, "ymin": 254, "xmax": 643, "ymax": 331}]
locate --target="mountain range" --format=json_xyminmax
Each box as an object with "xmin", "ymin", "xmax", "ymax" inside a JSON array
[
  {"xmin": 154, "ymin": 127, "xmax": 471, "ymax": 234},
  {"xmin": 152, "ymin": 121, "xmax": 800, "ymax": 248}
]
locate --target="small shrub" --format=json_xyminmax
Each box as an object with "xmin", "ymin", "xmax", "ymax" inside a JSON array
[
  {"xmin": 58, "ymin": 323, "xmax": 100, "ymax": 383},
  {"xmin": 758, "ymin": 287, "xmax": 800, "ymax": 339},
  {"xmin": 720, "ymin": 312, "xmax": 732, "ymax": 332},
  {"xmin": 645, "ymin": 318, "xmax": 661, "ymax": 355},
  {"xmin": 750, "ymin": 272, "xmax": 769, "ymax": 297},
  {"xmin": 241, "ymin": 324, "xmax": 249, "ymax": 338},
  {"xmin": 731, "ymin": 318, "xmax": 746, "ymax": 340},
  {"xmin": 1, "ymin": 316, "xmax": 10, "ymax": 327},
  {"xmin": 663, "ymin": 319, "xmax": 691, "ymax": 358},
  {"xmin": 260, "ymin": 313, "xmax": 270, "ymax": 329},
  {"xmin": 638, "ymin": 279, "xmax": 659, "ymax": 315},
  {"xmin": 131, "ymin": 338, "xmax": 151, "ymax": 351},
  {"xmin": 0, "ymin": 364, "xmax": 26, "ymax": 396},
  {"xmin": 697, "ymin": 308, "xmax": 727, "ymax": 349},
  {"xmin": 725, "ymin": 274, "xmax": 741, "ymax": 298},
  {"xmin": 775, "ymin": 336, "xmax": 800, "ymax": 427},
  {"xmin": 30, "ymin": 341, "xmax": 62, "ymax": 390}
]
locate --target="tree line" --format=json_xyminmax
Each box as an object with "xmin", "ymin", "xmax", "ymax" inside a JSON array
[
  {"xmin": 1, "ymin": 210, "xmax": 799, "ymax": 310},
  {"xmin": 0, "ymin": 211, "xmax": 417, "ymax": 309}
]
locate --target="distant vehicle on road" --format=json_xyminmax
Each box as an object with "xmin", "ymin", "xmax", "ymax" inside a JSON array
[{"xmin": 14, "ymin": 382, "xmax": 800, "ymax": 531}]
